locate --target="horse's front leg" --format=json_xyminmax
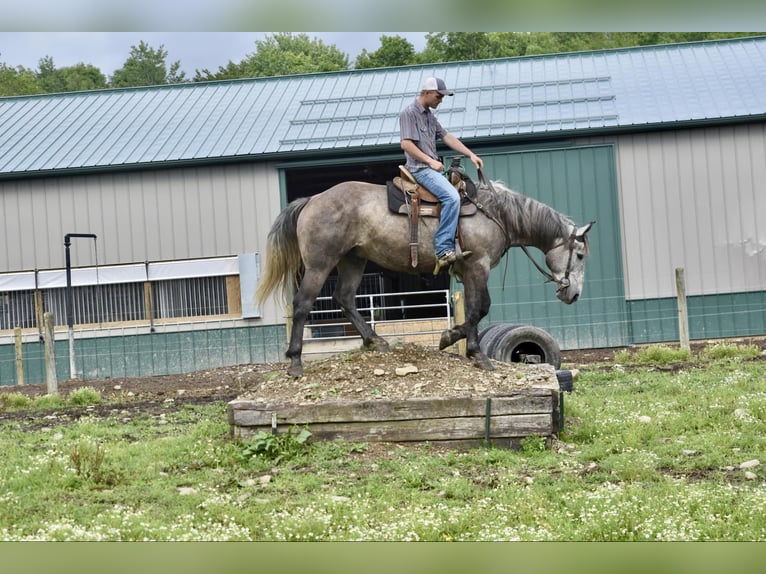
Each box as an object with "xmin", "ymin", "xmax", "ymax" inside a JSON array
[{"xmin": 439, "ymin": 266, "xmax": 494, "ymax": 370}]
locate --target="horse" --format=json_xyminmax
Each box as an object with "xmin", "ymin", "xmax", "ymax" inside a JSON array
[{"xmin": 256, "ymin": 176, "xmax": 594, "ymax": 377}]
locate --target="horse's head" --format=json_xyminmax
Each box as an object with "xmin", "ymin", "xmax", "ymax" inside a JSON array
[{"xmin": 545, "ymin": 222, "xmax": 594, "ymax": 304}]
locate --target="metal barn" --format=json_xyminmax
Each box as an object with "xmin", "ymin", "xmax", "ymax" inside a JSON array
[{"xmin": 1, "ymin": 36, "xmax": 765, "ymax": 384}]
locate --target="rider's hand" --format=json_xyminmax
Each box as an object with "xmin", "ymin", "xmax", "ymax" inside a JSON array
[
  {"xmin": 470, "ymin": 154, "xmax": 484, "ymax": 170},
  {"xmin": 429, "ymin": 159, "xmax": 444, "ymax": 172}
]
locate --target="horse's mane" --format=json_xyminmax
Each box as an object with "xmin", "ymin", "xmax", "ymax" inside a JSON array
[{"xmin": 481, "ymin": 180, "xmax": 579, "ymax": 249}]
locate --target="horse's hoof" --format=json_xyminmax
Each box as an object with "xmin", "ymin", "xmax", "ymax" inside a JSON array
[
  {"xmin": 472, "ymin": 353, "xmax": 495, "ymax": 370},
  {"xmin": 367, "ymin": 338, "xmax": 390, "ymax": 353},
  {"xmin": 439, "ymin": 330, "xmax": 453, "ymax": 350},
  {"xmin": 287, "ymin": 364, "xmax": 303, "ymax": 378}
]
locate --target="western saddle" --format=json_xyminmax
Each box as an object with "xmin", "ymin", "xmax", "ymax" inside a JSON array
[{"xmin": 389, "ymin": 163, "xmax": 477, "ymax": 270}]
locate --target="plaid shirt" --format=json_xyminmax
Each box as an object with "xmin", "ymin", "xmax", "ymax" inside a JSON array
[{"xmin": 399, "ymin": 100, "xmax": 447, "ymax": 172}]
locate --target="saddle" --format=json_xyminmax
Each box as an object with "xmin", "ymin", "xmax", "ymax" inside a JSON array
[{"xmin": 387, "ymin": 164, "xmax": 478, "ymax": 268}]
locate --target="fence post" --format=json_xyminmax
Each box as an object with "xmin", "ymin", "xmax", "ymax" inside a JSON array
[
  {"xmin": 675, "ymin": 267, "xmax": 690, "ymax": 351},
  {"xmin": 286, "ymin": 304, "xmax": 293, "ymax": 344},
  {"xmin": 14, "ymin": 327, "xmax": 24, "ymax": 386},
  {"xmin": 43, "ymin": 312, "xmax": 58, "ymax": 394},
  {"xmin": 453, "ymin": 291, "xmax": 466, "ymax": 355}
]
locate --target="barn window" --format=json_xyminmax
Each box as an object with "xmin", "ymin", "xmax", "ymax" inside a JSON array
[
  {"xmin": 0, "ymin": 254, "xmax": 258, "ymax": 332},
  {"xmin": 0, "ymin": 290, "xmax": 37, "ymax": 330},
  {"xmin": 43, "ymin": 283, "xmax": 146, "ymax": 326},
  {"xmin": 153, "ymin": 276, "xmax": 228, "ymax": 319}
]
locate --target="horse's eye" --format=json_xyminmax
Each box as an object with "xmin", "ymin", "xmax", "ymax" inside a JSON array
[{"xmin": 577, "ymin": 253, "xmax": 584, "ymax": 261}]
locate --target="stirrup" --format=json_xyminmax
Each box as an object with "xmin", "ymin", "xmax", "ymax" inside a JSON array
[{"xmin": 433, "ymin": 250, "xmax": 473, "ymax": 275}]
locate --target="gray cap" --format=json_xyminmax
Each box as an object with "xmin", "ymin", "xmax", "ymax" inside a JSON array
[{"xmin": 421, "ymin": 77, "xmax": 454, "ymax": 96}]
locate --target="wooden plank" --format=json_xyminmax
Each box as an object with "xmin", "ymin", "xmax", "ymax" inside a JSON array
[
  {"xmin": 232, "ymin": 412, "xmax": 553, "ymax": 442},
  {"xmin": 229, "ymin": 392, "xmax": 556, "ymax": 426}
]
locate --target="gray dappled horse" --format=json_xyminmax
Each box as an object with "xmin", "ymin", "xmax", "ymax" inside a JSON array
[{"xmin": 256, "ymin": 178, "xmax": 593, "ymax": 377}]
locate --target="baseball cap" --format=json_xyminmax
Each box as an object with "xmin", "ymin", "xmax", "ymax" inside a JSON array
[{"xmin": 421, "ymin": 77, "xmax": 454, "ymax": 96}]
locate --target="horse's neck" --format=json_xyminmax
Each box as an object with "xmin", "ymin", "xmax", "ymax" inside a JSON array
[{"xmin": 499, "ymin": 190, "xmax": 571, "ymax": 251}]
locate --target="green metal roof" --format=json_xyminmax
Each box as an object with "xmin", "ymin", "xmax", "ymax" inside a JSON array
[{"xmin": 1, "ymin": 36, "xmax": 765, "ymax": 178}]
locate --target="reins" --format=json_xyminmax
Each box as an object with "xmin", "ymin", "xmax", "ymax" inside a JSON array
[{"xmin": 468, "ymin": 168, "xmax": 577, "ymax": 292}]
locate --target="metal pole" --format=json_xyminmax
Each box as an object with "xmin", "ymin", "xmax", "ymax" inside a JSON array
[{"xmin": 64, "ymin": 233, "xmax": 97, "ymax": 379}]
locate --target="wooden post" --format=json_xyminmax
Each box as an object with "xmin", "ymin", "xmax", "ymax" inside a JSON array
[
  {"xmin": 14, "ymin": 327, "xmax": 24, "ymax": 386},
  {"xmin": 675, "ymin": 267, "xmax": 690, "ymax": 351},
  {"xmin": 43, "ymin": 312, "xmax": 58, "ymax": 394},
  {"xmin": 453, "ymin": 291, "xmax": 466, "ymax": 355},
  {"xmin": 286, "ymin": 304, "xmax": 294, "ymax": 343}
]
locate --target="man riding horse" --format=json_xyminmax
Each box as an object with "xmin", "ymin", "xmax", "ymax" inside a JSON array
[{"xmin": 399, "ymin": 77, "xmax": 484, "ymax": 272}]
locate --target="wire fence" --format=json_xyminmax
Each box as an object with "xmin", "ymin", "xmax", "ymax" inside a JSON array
[{"xmin": 1, "ymin": 282, "xmax": 765, "ymax": 387}]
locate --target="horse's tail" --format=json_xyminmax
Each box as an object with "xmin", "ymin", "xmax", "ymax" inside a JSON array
[{"xmin": 255, "ymin": 197, "xmax": 311, "ymax": 305}]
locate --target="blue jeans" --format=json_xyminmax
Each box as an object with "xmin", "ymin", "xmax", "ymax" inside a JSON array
[{"xmin": 411, "ymin": 167, "xmax": 460, "ymax": 257}]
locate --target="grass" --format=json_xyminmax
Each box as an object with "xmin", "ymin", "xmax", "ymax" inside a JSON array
[{"xmin": 0, "ymin": 342, "xmax": 765, "ymax": 541}]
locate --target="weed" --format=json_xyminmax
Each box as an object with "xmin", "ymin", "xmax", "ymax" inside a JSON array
[
  {"xmin": 32, "ymin": 394, "xmax": 65, "ymax": 409},
  {"xmin": 0, "ymin": 392, "xmax": 32, "ymax": 410},
  {"xmin": 69, "ymin": 439, "xmax": 124, "ymax": 487},
  {"xmin": 701, "ymin": 343, "xmax": 761, "ymax": 361},
  {"xmin": 239, "ymin": 426, "xmax": 312, "ymax": 464},
  {"xmin": 633, "ymin": 345, "xmax": 692, "ymax": 364},
  {"xmin": 520, "ymin": 435, "xmax": 548, "ymax": 453},
  {"xmin": 68, "ymin": 387, "xmax": 102, "ymax": 406}
]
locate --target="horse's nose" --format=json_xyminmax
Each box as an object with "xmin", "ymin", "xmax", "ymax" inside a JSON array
[{"xmin": 571, "ymin": 293, "xmax": 579, "ymax": 303}]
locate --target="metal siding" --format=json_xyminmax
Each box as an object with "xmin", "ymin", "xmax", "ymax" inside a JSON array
[
  {"xmin": 615, "ymin": 124, "xmax": 766, "ymax": 301},
  {"xmin": 0, "ymin": 162, "xmax": 279, "ymax": 263},
  {"xmin": 480, "ymin": 144, "xmax": 628, "ymax": 349}
]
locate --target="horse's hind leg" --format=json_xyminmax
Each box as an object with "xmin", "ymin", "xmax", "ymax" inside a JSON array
[
  {"xmin": 334, "ymin": 254, "xmax": 390, "ymax": 353},
  {"xmin": 285, "ymin": 268, "xmax": 331, "ymax": 377}
]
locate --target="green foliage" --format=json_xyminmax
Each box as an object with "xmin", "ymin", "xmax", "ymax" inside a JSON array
[
  {"xmin": 701, "ymin": 343, "xmax": 761, "ymax": 361},
  {"xmin": 110, "ymin": 41, "xmax": 186, "ymax": 87},
  {"xmin": 520, "ymin": 435, "xmax": 548, "ymax": 453},
  {"xmin": 239, "ymin": 426, "xmax": 312, "ymax": 464},
  {"xmin": 32, "ymin": 393, "xmax": 66, "ymax": 409},
  {"xmin": 67, "ymin": 387, "xmax": 102, "ymax": 406},
  {"xmin": 0, "ymin": 392, "xmax": 32, "ymax": 410},
  {"xmin": 69, "ymin": 439, "xmax": 123, "ymax": 486},
  {"xmin": 0, "ymin": 62, "xmax": 42, "ymax": 96},
  {"xmin": 419, "ymin": 32, "xmax": 765, "ymax": 63},
  {"xmin": 195, "ymin": 33, "xmax": 349, "ymax": 81},
  {"xmin": 619, "ymin": 345, "xmax": 692, "ymax": 364},
  {"xmin": 354, "ymin": 35, "xmax": 417, "ymax": 69},
  {"xmin": 36, "ymin": 56, "xmax": 107, "ymax": 93}
]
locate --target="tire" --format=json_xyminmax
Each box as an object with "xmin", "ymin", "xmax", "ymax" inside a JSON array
[
  {"xmin": 555, "ymin": 369, "xmax": 574, "ymax": 392},
  {"xmin": 491, "ymin": 324, "xmax": 562, "ymax": 369},
  {"xmin": 479, "ymin": 323, "xmax": 524, "ymax": 357}
]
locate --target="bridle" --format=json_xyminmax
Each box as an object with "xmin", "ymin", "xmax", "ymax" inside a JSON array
[
  {"xmin": 520, "ymin": 234, "xmax": 580, "ymax": 294},
  {"xmin": 471, "ymin": 168, "xmax": 587, "ymax": 294}
]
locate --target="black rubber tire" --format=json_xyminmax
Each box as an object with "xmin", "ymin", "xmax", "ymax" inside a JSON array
[
  {"xmin": 555, "ymin": 369, "xmax": 574, "ymax": 392},
  {"xmin": 478, "ymin": 324, "xmax": 502, "ymax": 343},
  {"xmin": 479, "ymin": 323, "xmax": 524, "ymax": 357},
  {"xmin": 492, "ymin": 325, "xmax": 562, "ymax": 369},
  {"xmin": 478, "ymin": 323, "xmax": 509, "ymax": 354}
]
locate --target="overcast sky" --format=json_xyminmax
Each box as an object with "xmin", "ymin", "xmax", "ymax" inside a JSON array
[{"xmin": 0, "ymin": 32, "xmax": 429, "ymax": 77}]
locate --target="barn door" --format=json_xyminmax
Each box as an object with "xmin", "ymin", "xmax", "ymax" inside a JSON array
[{"xmin": 476, "ymin": 144, "xmax": 629, "ymax": 350}]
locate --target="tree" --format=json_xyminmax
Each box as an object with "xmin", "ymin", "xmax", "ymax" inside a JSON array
[
  {"xmin": 416, "ymin": 32, "xmax": 765, "ymax": 63},
  {"xmin": 110, "ymin": 41, "xmax": 186, "ymax": 88},
  {"xmin": 354, "ymin": 35, "xmax": 417, "ymax": 69},
  {"xmin": 36, "ymin": 56, "xmax": 107, "ymax": 93},
  {"xmin": 194, "ymin": 33, "xmax": 349, "ymax": 81},
  {"xmin": 0, "ymin": 58, "xmax": 41, "ymax": 96}
]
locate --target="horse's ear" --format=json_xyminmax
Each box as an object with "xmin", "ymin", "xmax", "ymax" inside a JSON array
[{"xmin": 575, "ymin": 221, "xmax": 595, "ymax": 241}]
